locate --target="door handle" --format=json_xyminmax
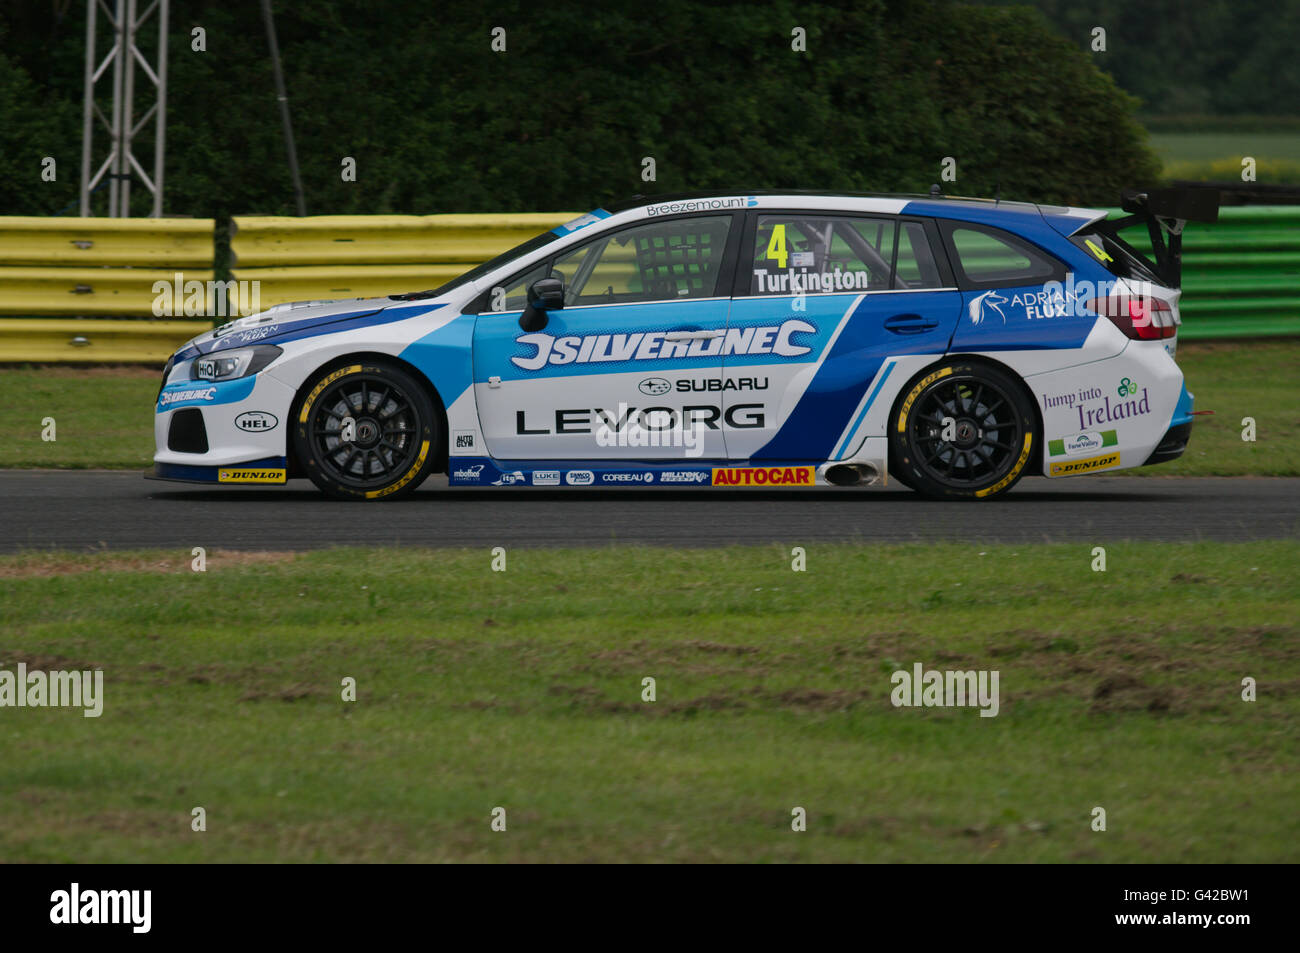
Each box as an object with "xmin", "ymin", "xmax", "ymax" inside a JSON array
[
  {"xmin": 663, "ymin": 329, "xmax": 724, "ymax": 341},
  {"xmin": 883, "ymin": 313, "xmax": 938, "ymax": 334}
]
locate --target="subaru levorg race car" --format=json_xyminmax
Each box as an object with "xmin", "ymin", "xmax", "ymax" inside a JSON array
[{"xmin": 151, "ymin": 188, "xmax": 1218, "ymax": 500}]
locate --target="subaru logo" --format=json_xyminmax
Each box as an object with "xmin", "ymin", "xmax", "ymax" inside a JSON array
[{"xmin": 639, "ymin": 377, "xmax": 671, "ymax": 396}]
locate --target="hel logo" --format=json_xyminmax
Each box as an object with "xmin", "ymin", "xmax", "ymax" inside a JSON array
[
  {"xmin": 234, "ymin": 411, "xmax": 278, "ymax": 432},
  {"xmin": 711, "ymin": 466, "xmax": 814, "ymax": 486},
  {"xmin": 217, "ymin": 468, "xmax": 286, "ymax": 483},
  {"xmin": 1049, "ymin": 451, "xmax": 1120, "ymax": 476},
  {"xmin": 968, "ymin": 290, "xmax": 1009, "ymax": 326}
]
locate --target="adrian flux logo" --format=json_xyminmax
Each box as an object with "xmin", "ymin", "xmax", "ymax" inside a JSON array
[{"xmin": 968, "ymin": 290, "xmax": 1009, "ymax": 326}]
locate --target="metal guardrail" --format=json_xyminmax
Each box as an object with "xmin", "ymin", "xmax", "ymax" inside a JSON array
[
  {"xmin": 0, "ymin": 318, "xmax": 212, "ymax": 363},
  {"xmin": 0, "ymin": 216, "xmax": 213, "ymax": 266},
  {"xmin": 0, "ymin": 208, "xmax": 1294, "ymax": 362}
]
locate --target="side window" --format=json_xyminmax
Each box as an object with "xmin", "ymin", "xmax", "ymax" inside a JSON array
[
  {"xmin": 895, "ymin": 222, "xmax": 944, "ymax": 289},
  {"xmin": 749, "ymin": 216, "xmax": 894, "ymax": 294},
  {"xmin": 948, "ymin": 225, "xmax": 1059, "ymax": 286},
  {"xmin": 553, "ymin": 215, "xmax": 733, "ymax": 306},
  {"xmin": 492, "ymin": 262, "xmax": 552, "ymax": 312}
]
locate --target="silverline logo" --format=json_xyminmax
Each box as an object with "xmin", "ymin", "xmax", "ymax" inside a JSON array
[{"xmin": 50, "ymin": 883, "xmax": 151, "ymax": 933}]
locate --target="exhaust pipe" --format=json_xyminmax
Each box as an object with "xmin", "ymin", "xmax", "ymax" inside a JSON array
[{"xmin": 824, "ymin": 463, "xmax": 879, "ymax": 486}]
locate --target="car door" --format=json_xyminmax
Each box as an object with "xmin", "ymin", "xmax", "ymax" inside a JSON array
[
  {"xmin": 471, "ymin": 213, "xmax": 740, "ymax": 460},
  {"xmin": 723, "ymin": 212, "xmax": 962, "ymax": 461}
]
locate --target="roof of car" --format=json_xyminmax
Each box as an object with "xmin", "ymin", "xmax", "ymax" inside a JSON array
[{"xmin": 605, "ymin": 189, "xmax": 1049, "ymax": 216}]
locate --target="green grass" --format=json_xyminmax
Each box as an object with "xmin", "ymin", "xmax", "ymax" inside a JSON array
[
  {"xmin": 1150, "ymin": 131, "xmax": 1300, "ymax": 183},
  {"xmin": 1148, "ymin": 132, "xmax": 1300, "ymax": 164},
  {"xmin": 1, "ymin": 542, "xmax": 1296, "ymax": 862},
  {"xmin": 2, "ymin": 340, "xmax": 1297, "ymax": 476}
]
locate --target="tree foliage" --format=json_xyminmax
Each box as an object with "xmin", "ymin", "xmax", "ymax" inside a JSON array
[{"xmin": 0, "ymin": 0, "xmax": 1161, "ymax": 217}]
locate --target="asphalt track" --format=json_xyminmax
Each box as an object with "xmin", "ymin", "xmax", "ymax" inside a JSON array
[{"xmin": 0, "ymin": 471, "xmax": 1296, "ymax": 552}]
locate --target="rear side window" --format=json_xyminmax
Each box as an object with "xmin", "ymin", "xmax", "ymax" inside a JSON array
[
  {"xmin": 1070, "ymin": 227, "xmax": 1162, "ymax": 284},
  {"xmin": 947, "ymin": 224, "xmax": 1060, "ymax": 286}
]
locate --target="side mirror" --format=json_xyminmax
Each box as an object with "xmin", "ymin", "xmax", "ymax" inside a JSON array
[{"xmin": 519, "ymin": 277, "xmax": 565, "ymax": 332}]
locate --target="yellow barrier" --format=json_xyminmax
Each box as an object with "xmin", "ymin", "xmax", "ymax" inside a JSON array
[
  {"xmin": 0, "ymin": 319, "xmax": 211, "ymax": 363},
  {"xmin": 0, "ymin": 266, "xmax": 218, "ymax": 316},
  {"xmin": 231, "ymin": 213, "xmax": 574, "ymax": 267},
  {"xmin": 234, "ymin": 264, "xmax": 465, "ymax": 308},
  {"xmin": 0, "ymin": 217, "xmax": 214, "ymax": 267},
  {"xmin": 0, "ymin": 213, "xmax": 575, "ymax": 361}
]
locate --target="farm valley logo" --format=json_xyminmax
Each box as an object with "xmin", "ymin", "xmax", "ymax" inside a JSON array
[{"xmin": 1049, "ymin": 429, "xmax": 1117, "ymax": 457}]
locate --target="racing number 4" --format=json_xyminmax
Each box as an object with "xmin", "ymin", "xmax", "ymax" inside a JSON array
[{"xmin": 765, "ymin": 223, "xmax": 788, "ymax": 269}]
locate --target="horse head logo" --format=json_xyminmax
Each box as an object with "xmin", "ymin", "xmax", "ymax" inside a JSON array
[{"xmin": 968, "ymin": 290, "xmax": 1009, "ymax": 326}]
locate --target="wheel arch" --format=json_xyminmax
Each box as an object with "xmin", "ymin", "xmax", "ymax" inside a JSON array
[
  {"xmin": 285, "ymin": 351, "xmax": 449, "ymax": 477},
  {"xmin": 886, "ymin": 352, "xmax": 1045, "ymax": 482}
]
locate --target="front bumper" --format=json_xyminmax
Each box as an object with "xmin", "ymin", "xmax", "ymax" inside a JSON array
[{"xmin": 153, "ymin": 369, "xmax": 296, "ymax": 481}]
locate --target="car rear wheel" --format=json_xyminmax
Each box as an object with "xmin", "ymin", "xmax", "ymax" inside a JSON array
[
  {"xmin": 293, "ymin": 361, "xmax": 439, "ymax": 500},
  {"xmin": 888, "ymin": 360, "xmax": 1036, "ymax": 500}
]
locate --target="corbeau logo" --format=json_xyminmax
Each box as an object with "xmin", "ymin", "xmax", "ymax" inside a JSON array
[
  {"xmin": 711, "ymin": 466, "xmax": 815, "ymax": 487},
  {"xmin": 511, "ymin": 320, "xmax": 817, "ymax": 371},
  {"xmin": 217, "ymin": 468, "xmax": 286, "ymax": 483},
  {"xmin": 1049, "ymin": 451, "xmax": 1120, "ymax": 476}
]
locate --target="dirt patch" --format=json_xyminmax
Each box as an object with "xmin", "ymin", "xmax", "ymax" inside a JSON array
[
  {"xmin": 240, "ymin": 682, "xmax": 317, "ymax": 702},
  {"xmin": 0, "ymin": 649, "xmax": 100, "ymax": 671},
  {"xmin": 0, "ymin": 549, "xmax": 300, "ymax": 578}
]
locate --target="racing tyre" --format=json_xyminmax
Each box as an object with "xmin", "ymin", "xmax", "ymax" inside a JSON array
[
  {"xmin": 889, "ymin": 361, "xmax": 1036, "ymax": 500},
  {"xmin": 293, "ymin": 361, "xmax": 439, "ymax": 500}
]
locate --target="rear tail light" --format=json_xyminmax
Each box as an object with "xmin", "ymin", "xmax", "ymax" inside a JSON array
[{"xmin": 1085, "ymin": 295, "xmax": 1177, "ymax": 340}]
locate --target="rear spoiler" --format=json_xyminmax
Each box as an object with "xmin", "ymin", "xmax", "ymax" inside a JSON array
[{"xmin": 1104, "ymin": 187, "xmax": 1222, "ymax": 288}]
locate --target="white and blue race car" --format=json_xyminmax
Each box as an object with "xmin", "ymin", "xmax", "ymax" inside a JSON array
[{"xmin": 152, "ymin": 189, "xmax": 1217, "ymax": 500}]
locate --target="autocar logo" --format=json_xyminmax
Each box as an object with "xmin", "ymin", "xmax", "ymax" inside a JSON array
[
  {"xmin": 565, "ymin": 470, "xmax": 594, "ymax": 485},
  {"xmin": 235, "ymin": 411, "xmax": 279, "ymax": 432},
  {"xmin": 638, "ymin": 378, "xmax": 671, "ymax": 396}
]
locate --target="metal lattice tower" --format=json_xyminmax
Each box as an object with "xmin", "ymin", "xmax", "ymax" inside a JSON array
[{"xmin": 79, "ymin": 0, "xmax": 170, "ymax": 217}]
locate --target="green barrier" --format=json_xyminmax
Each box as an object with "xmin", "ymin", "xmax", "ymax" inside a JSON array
[{"xmin": 1106, "ymin": 205, "xmax": 1300, "ymax": 339}]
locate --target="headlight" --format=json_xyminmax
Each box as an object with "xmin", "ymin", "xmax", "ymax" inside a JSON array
[{"xmin": 192, "ymin": 345, "xmax": 282, "ymax": 381}]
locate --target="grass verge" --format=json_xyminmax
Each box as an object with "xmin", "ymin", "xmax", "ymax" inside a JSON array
[{"xmin": 2, "ymin": 542, "xmax": 1296, "ymax": 862}]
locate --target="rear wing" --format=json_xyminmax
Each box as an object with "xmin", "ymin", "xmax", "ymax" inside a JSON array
[{"xmin": 1103, "ymin": 188, "xmax": 1222, "ymax": 288}]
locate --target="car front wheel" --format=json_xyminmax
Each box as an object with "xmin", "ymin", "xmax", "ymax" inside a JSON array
[{"xmin": 293, "ymin": 360, "xmax": 439, "ymax": 500}]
